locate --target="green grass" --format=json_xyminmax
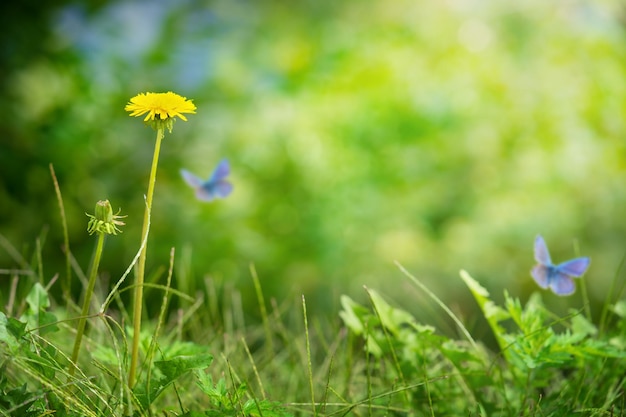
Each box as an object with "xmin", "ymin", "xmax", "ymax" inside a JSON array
[
  {"xmin": 1, "ymin": 228, "xmax": 625, "ymax": 416},
  {"xmin": 1, "ymin": 122, "xmax": 625, "ymax": 415}
]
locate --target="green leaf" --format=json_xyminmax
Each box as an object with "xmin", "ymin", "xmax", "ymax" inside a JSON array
[
  {"xmin": 36, "ymin": 311, "xmax": 59, "ymax": 336},
  {"xmin": 504, "ymin": 291, "xmax": 524, "ymax": 330},
  {"xmin": 242, "ymin": 399, "xmax": 294, "ymax": 417},
  {"xmin": 339, "ymin": 295, "xmax": 385, "ymax": 356},
  {"xmin": 25, "ymin": 283, "xmax": 50, "ymax": 312},
  {"xmin": 195, "ymin": 371, "xmax": 226, "ymax": 397},
  {"xmin": 0, "ymin": 382, "xmax": 45, "ymax": 417},
  {"xmin": 155, "ymin": 353, "xmax": 213, "ymax": 382},
  {"xmin": 23, "ymin": 345, "xmax": 60, "ymax": 380},
  {"xmin": 6, "ymin": 316, "xmax": 27, "ymax": 340},
  {"xmin": 134, "ymin": 353, "xmax": 213, "ymax": 410},
  {"xmin": 19, "ymin": 284, "xmax": 58, "ymax": 336},
  {"xmin": 0, "ymin": 313, "xmax": 24, "ymax": 354},
  {"xmin": 460, "ymin": 270, "xmax": 509, "ymax": 350},
  {"xmin": 339, "ymin": 295, "xmax": 368, "ymax": 334},
  {"xmin": 194, "ymin": 373, "xmax": 246, "ymax": 410},
  {"xmin": 367, "ymin": 289, "xmax": 416, "ymax": 335},
  {"xmin": 570, "ymin": 313, "xmax": 597, "ymax": 338}
]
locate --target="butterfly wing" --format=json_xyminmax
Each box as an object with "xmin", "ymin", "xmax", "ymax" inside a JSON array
[
  {"xmin": 196, "ymin": 180, "xmax": 233, "ymax": 201},
  {"xmin": 531, "ymin": 264, "xmax": 550, "ymax": 289},
  {"xmin": 549, "ymin": 271, "xmax": 576, "ymax": 296},
  {"xmin": 209, "ymin": 159, "xmax": 230, "ymax": 182},
  {"xmin": 180, "ymin": 169, "xmax": 204, "ymax": 188},
  {"xmin": 556, "ymin": 257, "xmax": 590, "ymax": 277},
  {"xmin": 531, "ymin": 235, "xmax": 589, "ymax": 296},
  {"xmin": 534, "ymin": 235, "xmax": 552, "ymax": 265},
  {"xmin": 183, "ymin": 160, "xmax": 233, "ymax": 202},
  {"xmin": 198, "ymin": 159, "xmax": 233, "ymax": 201}
]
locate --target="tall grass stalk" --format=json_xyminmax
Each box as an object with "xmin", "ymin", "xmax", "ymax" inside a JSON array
[
  {"xmin": 241, "ymin": 336, "xmax": 266, "ymax": 400},
  {"xmin": 250, "ymin": 264, "xmax": 274, "ymax": 355},
  {"xmin": 49, "ymin": 163, "xmax": 72, "ymax": 306},
  {"xmin": 302, "ymin": 295, "xmax": 317, "ymax": 417},
  {"xmin": 599, "ymin": 253, "xmax": 626, "ymax": 335},
  {"xmin": 396, "ymin": 261, "xmax": 478, "ymax": 350},
  {"xmin": 144, "ymin": 247, "xmax": 175, "ymax": 407},
  {"xmin": 364, "ymin": 286, "xmax": 410, "ymax": 405}
]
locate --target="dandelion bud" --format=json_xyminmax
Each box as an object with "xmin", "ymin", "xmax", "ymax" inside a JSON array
[
  {"xmin": 94, "ymin": 199, "xmax": 114, "ymax": 223},
  {"xmin": 86, "ymin": 200, "xmax": 126, "ymax": 235}
]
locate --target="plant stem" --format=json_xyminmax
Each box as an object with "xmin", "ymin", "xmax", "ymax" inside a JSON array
[
  {"xmin": 69, "ymin": 231, "xmax": 105, "ymax": 376},
  {"xmin": 129, "ymin": 127, "xmax": 164, "ymax": 388}
]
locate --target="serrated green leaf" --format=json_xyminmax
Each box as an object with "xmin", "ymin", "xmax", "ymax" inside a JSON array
[
  {"xmin": 460, "ymin": 270, "xmax": 490, "ymax": 301},
  {"xmin": 461, "ymin": 270, "xmax": 509, "ymax": 350},
  {"xmin": 242, "ymin": 399, "xmax": 293, "ymax": 417},
  {"xmin": 483, "ymin": 301, "xmax": 510, "ymax": 323},
  {"xmin": 155, "ymin": 353, "xmax": 213, "ymax": 381},
  {"xmin": 504, "ymin": 292, "xmax": 524, "ymax": 329},
  {"xmin": 368, "ymin": 289, "xmax": 416, "ymax": 335},
  {"xmin": 6, "ymin": 316, "xmax": 27, "ymax": 340},
  {"xmin": 134, "ymin": 353, "xmax": 214, "ymax": 410},
  {"xmin": 440, "ymin": 340, "xmax": 484, "ymax": 365},
  {"xmin": 0, "ymin": 383, "xmax": 44, "ymax": 417}
]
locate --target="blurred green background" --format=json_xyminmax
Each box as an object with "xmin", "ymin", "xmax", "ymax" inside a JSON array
[{"xmin": 1, "ymin": 0, "xmax": 625, "ymax": 327}]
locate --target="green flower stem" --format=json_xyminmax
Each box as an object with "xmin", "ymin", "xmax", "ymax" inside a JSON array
[
  {"xmin": 129, "ymin": 127, "xmax": 164, "ymax": 388},
  {"xmin": 69, "ymin": 231, "xmax": 105, "ymax": 376}
]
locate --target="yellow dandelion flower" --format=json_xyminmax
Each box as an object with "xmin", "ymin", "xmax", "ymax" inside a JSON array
[{"xmin": 125, "ymin": 91, "xmax": 196, "ymax": 123}]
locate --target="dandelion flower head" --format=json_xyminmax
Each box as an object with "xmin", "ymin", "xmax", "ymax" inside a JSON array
[{"xmin": 125, "ymin": 91, "xmax": 196, "ymax": 122}]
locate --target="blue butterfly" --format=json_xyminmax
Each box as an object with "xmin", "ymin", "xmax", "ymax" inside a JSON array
[
  {"xmin": 180, "ymin": 159, "xmax": 233, "ymax": 202},
  {"xmin": 531, "ymin": 235, "xmax": 590, "ymax": 296}
]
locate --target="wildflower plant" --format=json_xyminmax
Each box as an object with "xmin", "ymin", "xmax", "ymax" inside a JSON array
[
  {"xmin": 339, "ymin": 267, "xmax": 626, "ymax": 415},
  {"xmin": 124, "ymin": 91, "xmax": 196, "ymax": 387},
  {"xmin": 70, "ymin": 200, "xmax": 124, "ymax": 376}
]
